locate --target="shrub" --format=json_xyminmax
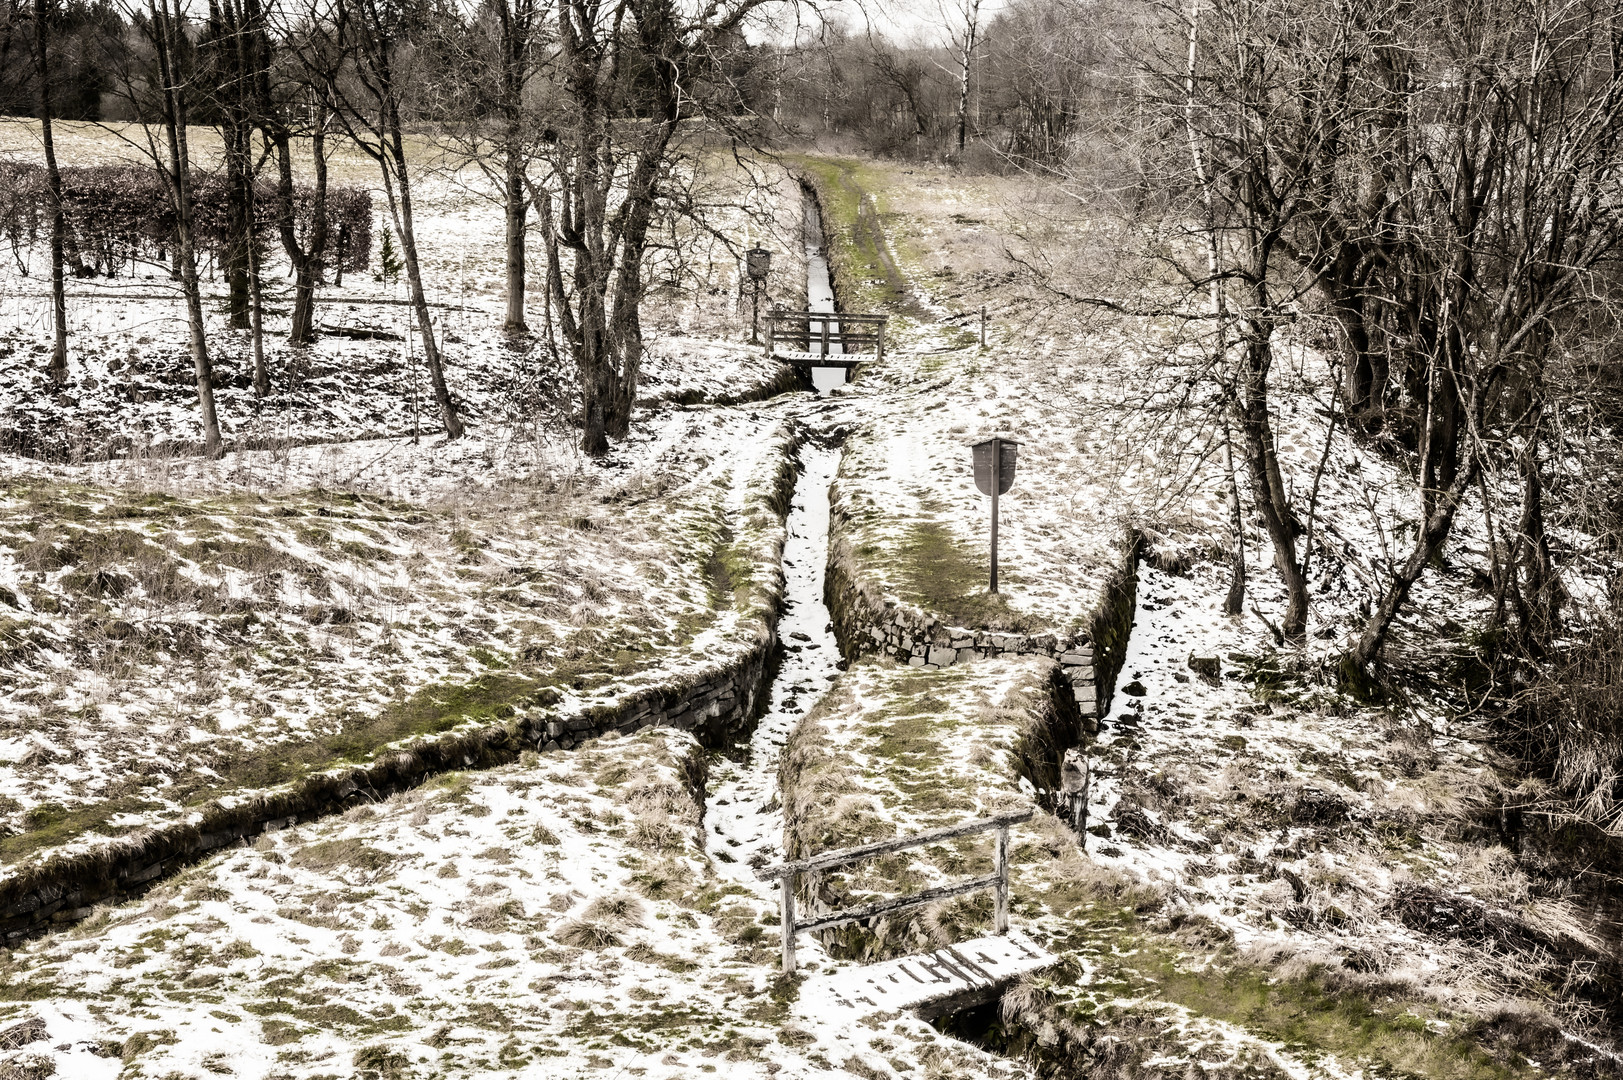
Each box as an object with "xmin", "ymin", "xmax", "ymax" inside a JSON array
[{"xmin": 0, "ymin": 160, "xmax": 371, "ymax": 279}]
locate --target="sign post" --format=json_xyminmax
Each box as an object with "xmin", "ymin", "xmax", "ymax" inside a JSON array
[
  {"xmin": 745, "ymin": 247, "xmax": 771, "ymax": 345},
  {"xmin": 971, "ymin": 436, "xmax": 1019, "ymax": 593}
]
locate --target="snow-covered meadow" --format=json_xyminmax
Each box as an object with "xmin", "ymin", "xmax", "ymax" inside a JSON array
[{"xmin": 0, "ymin": 127, "xmax": 1617, "ymax": 1080}]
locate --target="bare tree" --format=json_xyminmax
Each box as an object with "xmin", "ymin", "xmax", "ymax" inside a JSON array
[
  {"xmin": 331, "ymin": 0, "xmax": 464, "ymax": 439},
  {"xmin": 952, "ymin": 0, "xmax": 978, "ymax": 151},
  {"xmin": 205, "ymin": 0, "xmax": 270, "ymax": 394},
  {"xmin": 263, "ymin": 0, "xmax": 341, "ymax": 346},
  {"xmin": 1345, "ymin": 0, "xmax": 1623, "ymax": 669},
  {"xmin": 430, "ymin": 0, "xmax": 545, "ymax": 336},
  {"xmin": 112, "ymin": 0, "xmax": 225, "ymax": 455},
  {"xmin": 33, "ymin": 0, "xmax": 68, "ymax": 385},
  {"xmin": 532, "ymin": 0, "xmax": 785, "ymax": 456}
]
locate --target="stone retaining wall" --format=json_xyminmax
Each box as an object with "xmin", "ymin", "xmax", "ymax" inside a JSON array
[
  {"xmin": 824, "ymin": 497, "xmax": 1145, "ymax": 726},
  {"xmin": 0, "ymin": 430, "xmax": 809, "ymax": 942}
]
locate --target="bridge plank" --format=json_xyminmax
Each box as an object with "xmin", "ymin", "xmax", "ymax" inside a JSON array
[{"xmin": 798, "ymin": 932, "xmax": 1056, "ymax": 1019}]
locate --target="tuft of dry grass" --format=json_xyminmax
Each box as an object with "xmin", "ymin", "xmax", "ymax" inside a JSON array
[{"xmin": 554, "ymin": 892, "xmax": 645, "ymax": 949}]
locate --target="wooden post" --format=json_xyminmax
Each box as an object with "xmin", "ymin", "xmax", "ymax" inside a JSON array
[
  {"xmin": 751, "ymin": 279, "xmax": 761, "ymax": 346},
  {"xmin": 781, "ymin": 872, "xmax": 797, "ymax": 973},
  {"xmin": 993, "ymin": 824, "xmax": 1009, "ymax": 934},
  {"xmin": 763, "ymin": 310, "xmax": 774, "ymax": 360},
  {"xmin": 980, "ymin": 304, "xmax": 986, "ymax": 347},
  {"xmin": 989, "ymin": 437, "xmax": 1000, "ymax": 593},
  {"xmin": 820, "ymin": 315, "xmax": 830, "ymax": 355},
  {"xmin": 877, "ymin": 320, "xmax": 885, "ymax": 361}
]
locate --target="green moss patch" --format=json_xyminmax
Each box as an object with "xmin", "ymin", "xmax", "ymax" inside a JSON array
[{"xmin": 883, "ymin": 521, "xmax": 1038, "ymax": 633}]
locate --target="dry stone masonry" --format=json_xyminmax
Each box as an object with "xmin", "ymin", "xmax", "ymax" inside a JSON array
[{"xmin": 824, "ymin": 502, "xmax": 1145, "ymax": 726}]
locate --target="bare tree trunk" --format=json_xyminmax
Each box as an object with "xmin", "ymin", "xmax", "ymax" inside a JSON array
[
  {"xmin": 223, "ymin": 133, "xmax": 252, "ymax": 329},
  {"xmin": 1515, "ymin": 415, "xmax": 1560, "ymax": 640},
  {"xmin": 152, "ymin": 0, "xmax": 223, "ymax": 456},
  {"xmin": 255, "ymin": 0, "xmax": 330, "ymax": 347},
  {"xmin": 496, "ymin": 0, "xmax": 530, "ymax": 335},
  {"xmin": 1222, "ymin": 421, "xmax": 1246, "ymax": 615},
  {"xmin": 955, "ymin": 0, "xmax": 980, "ymax": 153},
  {"xmin": 502, "ymin": 150, "xmax": 527, "ymax": 334},
  {"xmin": 285, "ymin": 99, "xmax": 331, "ymax": 344},
  {"xmin": 1184, "ymin": 0, "xmax": 1244, "ymax": 616},
  {"xmin": 381, "ymin": 115, "xmax": 462, "ymax": 439},
  {"xmin": 1238, "ymin": 327, "xmax": 1308, "ymax": 640},
  {"xmin": 34, "ymin": 0, "xmax": 68, "ymax": 385},
  {"xmin": 220, "ymin": 0, "xmax": 268, "ymax": 393},
  {"xmin": 341, "ymin": 0, "xmax": 463, "ymax": 439},
  {"xmin": 1354, "ymin": 455, "xmax": 1480, "ymax": 668},
  {"xmin": 245, "ymin": 169, "xmax": 268, "ymax": 396}
]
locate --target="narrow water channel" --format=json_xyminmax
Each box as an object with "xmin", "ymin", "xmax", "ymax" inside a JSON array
[
  {"xmin": 707, "ymin": 441, "xmax": 843, "ymax": 882},
  {"xmin": 803, "ymin": 195, "xmax": 849, "ymax": 395}
]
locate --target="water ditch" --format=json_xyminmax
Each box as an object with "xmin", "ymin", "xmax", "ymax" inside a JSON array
[
  {"xmin": 694, "ymin": 193, "xmax": 861, "ymax": 875},
  {"xmin": 706, "ymin": 441, "xmax": 843, "ymax": 907},
  {"xmin": 802, "ymin": 186, "xmax": 851, "ymax": 395}
]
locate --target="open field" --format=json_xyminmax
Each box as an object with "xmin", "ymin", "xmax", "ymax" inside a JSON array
[{"xmin": 0, "ymin": 406, "xmax": 805, "ymax": 872}]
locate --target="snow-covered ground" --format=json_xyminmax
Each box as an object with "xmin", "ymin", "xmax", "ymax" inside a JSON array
[
  {"xmin": 0, "ymin": 122, "xmax": 806, "ymax": 458},
  {"xmin": 0, "ymin": 136, "xmax": 1618, "ymax": 1080},
  {"xmin": 0, "ymin": 405, "xmax": 812, "ymax": 873}
]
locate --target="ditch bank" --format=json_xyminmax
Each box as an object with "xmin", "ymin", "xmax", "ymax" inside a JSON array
[
  {"xmin": 778, "ymin": 654, "xmax": 1085, "ymax": 964},
  {"xmin": 823, "ymin": 497, "xmax": 1145, "ymax": 726},
  {"xmin": 0, "ymin": 424, "xmax": 814, "ymax": 942}
]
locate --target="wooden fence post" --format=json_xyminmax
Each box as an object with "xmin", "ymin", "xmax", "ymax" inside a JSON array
[
  {"xmin": 759, "ymin": 809, "xmax": 1031, "ymax": 965},
  {"xmin": 781, "ymin": 872, "xmax": 797, "ymax": 974},
  {"xmin": 820, "ymin": 315, "xmax": 830, "ymax": 355},
  {"xmin": 993, "ymin": 824, "xmax": 1009, "ymax": 935}
]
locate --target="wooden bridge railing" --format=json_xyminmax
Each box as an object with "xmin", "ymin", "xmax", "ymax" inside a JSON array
[
  {"xmin": 765, "ymin": 309, "xmax": 888, "ymax": 363},
  {"xmin": 755, "ymin": 807, "xmax": 1033, "ymax": 973}
]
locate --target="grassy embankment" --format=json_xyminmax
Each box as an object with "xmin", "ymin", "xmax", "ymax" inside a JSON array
[
  {"xmin": 782, "ymin": 658, "xmax": 1564, "ymax": 1080},
  {"xmin": 0, "ymin": 420, "xmax": 795, "ymax": 866}
]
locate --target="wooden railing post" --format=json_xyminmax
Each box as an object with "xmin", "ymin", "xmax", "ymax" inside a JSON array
[
  {"xmin": 781, "ymin": 871, "xmax": 797, "ymax": 973},
  {"xmin": 877, "ymin": 320, "xmax": 885, "ymax": 361},
  {"xmin": 759, "ymin": 809, "xmax": 1030, "ymax": 961},
  {"xmin": 993, "ymin": 824, "xmax": 1009, "ymax": 935},
  {"xmin": 820, "ymin": 315, "xmax": 830, "ymax": 355}
]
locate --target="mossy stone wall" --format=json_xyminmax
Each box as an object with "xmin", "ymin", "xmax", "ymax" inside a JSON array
[{"xmin": 825, "ymin": 496, "xmax": 1143, "ymax": 725}]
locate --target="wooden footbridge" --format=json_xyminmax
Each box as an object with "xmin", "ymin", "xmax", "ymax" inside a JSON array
[
  {"xmin": 757, "ymin": 808, "xmax": 1055, "ymax": 1019},
  {"xmin": 766, "ymin": 308, "xmax": 887, "ymax": 372}
]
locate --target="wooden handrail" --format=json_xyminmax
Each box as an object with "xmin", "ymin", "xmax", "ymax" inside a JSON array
[
  {"xmin": 756, "ymin": 809, "xmax": 1032, "ymax": 881},
  {"xmin": 758, "ymin": 808, "xmax": 1032, "ymax": 973},
  {"xmin": 767, "ymin": 310, "xmax": 888, "ymax": 323},
  {"xmin": 764, "ymin": 308, "xmax": 889, "ymax": 364},
  {"xmin": 794, "ymin": 873, "xmax": 1001, "ymax": 934}
]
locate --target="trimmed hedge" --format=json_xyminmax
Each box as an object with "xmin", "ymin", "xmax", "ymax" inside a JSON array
[{"xmin": 0, "ymin": 160, "xmax": 371, "ymax": 278}]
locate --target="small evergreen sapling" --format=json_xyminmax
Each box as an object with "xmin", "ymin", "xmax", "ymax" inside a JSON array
[{"xmin": 377, "ymin": 227, "xmax": 403, "ymax": 285}]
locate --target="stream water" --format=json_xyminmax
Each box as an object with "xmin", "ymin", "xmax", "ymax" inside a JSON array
[
  {"xmin": 706, "ymin": 442, "xmax": 844, "ymax": 888},
  {"xmin": 803, "ymin": 197, "xmax": 849, "ymax": 395},
  {"xmin": 696, "ymin": 193, "xmax": 855, "ymax": 966}
]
